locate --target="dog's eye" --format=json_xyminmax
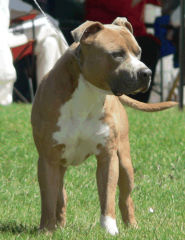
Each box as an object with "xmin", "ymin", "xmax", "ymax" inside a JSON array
[{"xmin": 111, "ymin": 52, "xmax": 124, "ymax": 59}]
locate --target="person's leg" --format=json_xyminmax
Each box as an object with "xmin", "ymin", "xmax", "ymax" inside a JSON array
[
  {"xmin": 35, "ymin": 36, "xmax": 63, "ymax": 86},
  {"xmin": 130, "ymin": 36, "xmax": 160, "ymax": 103},
  {"xmin": 0, "ymin": 0, "xmax": 16, "ymax": 105}
]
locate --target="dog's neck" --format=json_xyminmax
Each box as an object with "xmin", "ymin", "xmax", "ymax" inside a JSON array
[
  {"xmin": 75, "ymin": 44, "xmax": 83, "ymax": 71},
  {"xmin": 81, "ymin": 74, "xmax": 113, "ymax": 96}
]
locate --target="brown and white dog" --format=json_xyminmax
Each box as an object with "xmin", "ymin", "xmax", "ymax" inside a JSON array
[{"xmin": 31, "ymin": 17, "xmax": 178, "ymax": 235}]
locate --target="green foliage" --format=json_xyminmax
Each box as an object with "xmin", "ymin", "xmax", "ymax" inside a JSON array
[{"xmin": 0, "ymin": 104, "xmax": 184, "ymax": 239}]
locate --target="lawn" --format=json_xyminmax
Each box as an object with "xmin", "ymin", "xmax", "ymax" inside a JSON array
[{"xmin": 0, "ymin": 103, "xmax": 185, "ymax": 240}]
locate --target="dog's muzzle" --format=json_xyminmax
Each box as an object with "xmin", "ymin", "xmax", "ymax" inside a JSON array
[{"xmin": 109, "ymin": 67, "xmax": 152, "ymax": 96}]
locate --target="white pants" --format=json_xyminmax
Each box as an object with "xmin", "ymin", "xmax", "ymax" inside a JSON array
[
  {"xmin": 0, "ymin": 0, "xmax": 16, "ymax": 106},
  {"xmin": 35, "ymin": 36, "xmax": 61, "ymax": 85}
]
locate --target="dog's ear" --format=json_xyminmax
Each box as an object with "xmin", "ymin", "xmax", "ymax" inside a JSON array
[
  {"xmin": 71, "ymin": 21, "xmax": 104, "ymax": 43},
  {"xmin": 112, "ymin": 17, "xmax": 133, "ymax": 34}
]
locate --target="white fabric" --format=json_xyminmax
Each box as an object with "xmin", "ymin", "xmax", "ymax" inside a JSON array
[
  {"xmin": 35, "ymin": 35, "xmax": 62, "ymax": 85},
  {"xmin": 170, "ymin": 5, "xmax": 180, "ymax": 27},
  {"xmin": 0, "ymin": 0, "xmax": 17, "ymax": 106}
]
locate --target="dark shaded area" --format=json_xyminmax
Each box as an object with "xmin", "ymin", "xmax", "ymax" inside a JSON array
[
  {"xmin": 13, "ymin": 56, "xmax": 37, "ymax": 103},
  {"xmin": 48, "ymin": 0, "xmax": 84, "ymax": 45},
  {"xmin": 0, "ymin": 221, "xmax": 38, "ymax": 235},
  {"xmin": 161, "ymin": 0, "xmax": 180, "ymax": 15}
]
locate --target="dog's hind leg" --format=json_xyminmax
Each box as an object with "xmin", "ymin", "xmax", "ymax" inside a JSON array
[
  {"xmin": 117, "ymin": 135, "xmax": 137, "ymax": 227},
  {"xmin": 38, "ymin": 156, "xmax": 61, "ymax": 230},
  {"xmin": 96, "ymin": 150, "xmax": 119, "ymax": 235},
  {"xmin": 56, "ymin": 165, "xmax": 68, "ymax": 227}
]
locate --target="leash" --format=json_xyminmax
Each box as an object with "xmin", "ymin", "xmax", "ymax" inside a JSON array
[{"xmin": 33, "ymin": 0, "xmax": 83, "ymax": 71}]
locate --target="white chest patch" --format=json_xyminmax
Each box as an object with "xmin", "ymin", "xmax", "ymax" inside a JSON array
[{"xmin": 52, "ymin": 74, "xmax": 110, "ymax": 167}]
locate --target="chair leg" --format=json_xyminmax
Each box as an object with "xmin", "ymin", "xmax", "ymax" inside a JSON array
[
  {"xmin": 28, "ymin": 77, "xmax": 34, "ymax": 102},
  {"xmin": 25, "ymin": 56, "xmax": 35, "ymax": 103},
  {"xmin": 160, "ymin": 58, "xmax": 163, "ymax": 102},
  {"xmin": 167, "ymin": 73, "xmax": 180, "ymax": 101},
  {"xmin": 13, "ymin": 87, "xmax": 29, "ymax": 103}
]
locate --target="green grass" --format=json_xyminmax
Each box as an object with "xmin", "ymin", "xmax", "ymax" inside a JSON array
[{"xmin": 0, "ymin": 104, "xmax": 185, "ymax": 239}]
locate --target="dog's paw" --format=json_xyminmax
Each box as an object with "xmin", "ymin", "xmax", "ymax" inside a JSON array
[
  {"xmin": 100, "ymin": 214, "xmax": 119, "ymax": 236},
  {"xmin": 38, "ymin": 229, "xmax": 54, "ymax": 236},
  {"xmin": 131, "ymin": 222, "xmax": 138, "ymax": 229}
]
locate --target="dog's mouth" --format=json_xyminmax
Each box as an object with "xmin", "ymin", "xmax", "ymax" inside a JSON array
[
  {"xmin": 115, "ymin": 92, "xmax": 123, "ymax": 96},
  {"xmin": 114, "ymin": 86, "xmax": 148, "ymax": 97},
  {"xmin": 131, "ymin": 86, "xmax": 148, "ymax": 95}
]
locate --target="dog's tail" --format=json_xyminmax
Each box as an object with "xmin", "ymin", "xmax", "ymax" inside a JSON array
[{"xmin": 118, "ymin": 95, "xmax": 178, "ymax": 112}]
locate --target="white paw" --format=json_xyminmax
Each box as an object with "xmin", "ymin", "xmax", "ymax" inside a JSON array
[{"xmin": 100, "ymin": 214, "xmax": 119, "ymax": 236}]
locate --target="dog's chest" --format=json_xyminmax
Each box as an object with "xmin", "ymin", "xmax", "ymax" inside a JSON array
[{"xmin": 53, "ymin": 75, "xmax": 110, "ymax": 167}]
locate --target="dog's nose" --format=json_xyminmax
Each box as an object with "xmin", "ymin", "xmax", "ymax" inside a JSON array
[{"xmin": 139, "ymin": 68, "xmax": 152, "ymax": 80}]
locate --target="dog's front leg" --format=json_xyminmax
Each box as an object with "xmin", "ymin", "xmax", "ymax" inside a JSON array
[
  {"xmin": 118, "ymin": 135, "xmax": 137, "ymax": 227},
  {"xmin": 96, "ymin": 150, "xmax": 119, "ymax": 235},
  {"xmin": 56, "ymin": 165, "xmax": 68, "ymax": 227},
  {"xmin": 38, "ymin": 156, "xmax": 61, "ymax": 231}
]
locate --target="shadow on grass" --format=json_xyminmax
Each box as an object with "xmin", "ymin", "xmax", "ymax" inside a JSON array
[{"xmin": 0, "ymin": 221, "xmax": 38, "ymax": 235}]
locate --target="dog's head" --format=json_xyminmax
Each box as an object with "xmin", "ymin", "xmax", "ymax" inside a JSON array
[{"xmin": 71, "ymin": 17, "xmax": 151, "ymax": 96}]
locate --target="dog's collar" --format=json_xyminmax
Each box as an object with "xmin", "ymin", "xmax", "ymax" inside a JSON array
[{"xmin": 75, "ymin": 44, "xmax": 83, "ymax": 72}]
